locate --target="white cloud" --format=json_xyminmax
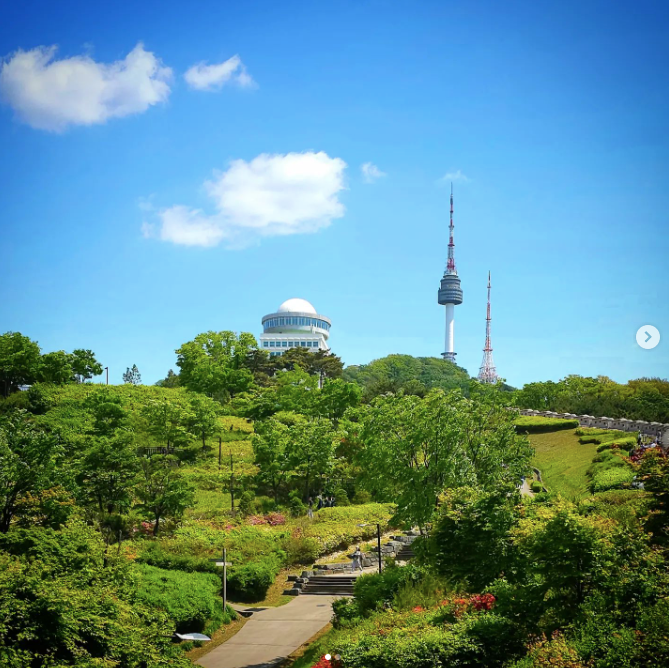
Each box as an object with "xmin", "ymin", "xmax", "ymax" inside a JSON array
[
  {"xmin": 439, "ymin": 169, "xmax": 470, "ymax": 184},
  {"xmin": 147, "ymin": 151, "xmax": 347, "ymax": 248},
  {"xmin": 184, "ymin": 55, "xmax": 255, "ymax": 91},
  {"xmin": 0, "ymin": 43, "xmax": 172, "ymax": 132},
  {"xmin": 361, "ymin": 162, "xmax": 386, "ymax": 184}
]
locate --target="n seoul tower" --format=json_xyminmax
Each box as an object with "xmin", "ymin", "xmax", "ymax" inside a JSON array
[{"xmin": 437, "ymin": 185, "xmax": 463, "ymax": 362}]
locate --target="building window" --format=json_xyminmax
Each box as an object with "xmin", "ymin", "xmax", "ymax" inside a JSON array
[
  {"xmin": 301, "ymin": 341, "xmax": 306, "ymax": 347},
  {"xmin": 282, "ymin": 341, "xmax": 287, "ymax": 347},
  {"xmin": 270, "ymin": 341, "xmax": 275, "ymax": 347},
  {"xmin": 263, "ymin": 341, "xmax": 268, "ymax": 347}
]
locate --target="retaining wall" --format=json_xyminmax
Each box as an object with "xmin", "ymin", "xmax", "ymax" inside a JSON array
[{"xmin": 518, "ymin": 409, "xmax": 669, "ymax": 443}]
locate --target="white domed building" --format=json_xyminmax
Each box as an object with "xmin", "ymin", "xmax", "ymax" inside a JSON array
[{"xmin": 260, "ymin": 298, "xmax": 331, "ymax": 357}]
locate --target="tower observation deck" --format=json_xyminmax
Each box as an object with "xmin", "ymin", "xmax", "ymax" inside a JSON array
[{"xmin": 437, "ymin": 185, "xmax": 463, "ymax": 362}]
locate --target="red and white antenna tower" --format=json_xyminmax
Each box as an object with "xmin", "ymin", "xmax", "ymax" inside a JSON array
[{"xmin": 477, "ymin": 271, "xmax": 498, "ymax": 383}]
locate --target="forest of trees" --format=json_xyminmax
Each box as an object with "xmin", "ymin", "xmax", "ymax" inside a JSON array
[{"xmin": 513, "ymin": 375, "xmax": 669, "ymax": 423}]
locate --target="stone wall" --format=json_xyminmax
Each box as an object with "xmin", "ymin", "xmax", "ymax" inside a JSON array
[{"xmin": 518, "ymin": 409, "xmax": 669, "ymax": 443}]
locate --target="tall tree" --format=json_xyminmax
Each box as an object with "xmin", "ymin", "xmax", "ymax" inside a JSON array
[
  {"xmin": 122, "ymin": 364, "xmax": 142, "ymax": 385},
  {"xmin": 253, "ymin": 417, "xmax": 293, "ymax": 502},
  {"xmin": 0, "ymin": 414, "xmax": 61, "ymax": 532},
  {"xmin": 38, "ymin": 351, "xmax": 74, "ymax": 385},
  {"xmin": 70, "ymin": 349, "xmax": 103, "ymax": 383},
  {"xmin": 155, "ymin": 369, "xmax": 181, "ymax": 388},
  {"xmin": 77, "ymin": 435, "xmax": 139, "ymax": 515},
  {"xmin": 187, "ymin": 393, "xmax": 220, "ymax": 449},
  {"xmin": 352, "ymin": 387, "xmax": 532, "ymax": 528},
  {"xmin": 286, "ymin": 417, "xmax": 338, "ymax": 497},
  {"xmin": 176, "ymin": 331, "xmax": 256, "ymax": 402},
  {"xmin": 142, "ymin": 398, "xmax": 192, "ymax": 450},
  {"xmin": 136, "ymin": 456, "xmax": 194, "ymax": 535},
  {"xmin": 0, "ymin": 332, "xmax": 41, "ymax": 397},
  {"xmin": 85, "ymin": 390, "xmax": 127, "ymax": 436}
]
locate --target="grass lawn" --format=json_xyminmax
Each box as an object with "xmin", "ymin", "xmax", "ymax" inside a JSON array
[{"xmin": 529, "ymin": 429, "xmax": 600, "ymax": 500}]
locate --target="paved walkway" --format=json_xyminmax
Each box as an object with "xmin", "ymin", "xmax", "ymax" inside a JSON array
[{"xmin": 197, "ymin": 595, "xmax": 337, "ymax": 668}]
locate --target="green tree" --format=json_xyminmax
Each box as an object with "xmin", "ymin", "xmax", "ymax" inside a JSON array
[
  {"xmin": 38, "ymin": 350, "xmax": 74, "ymax": 385},
  {"xmin": 176, "ymin": 331, "xmax": 256, "ymax": 402},
  {"xmin": 253, "ymin": 417, "xmax": 293, "ymax": 502},
  {"xmin": 70, "ymin": 348, "xmax": 103, "ymax": 383},
  {"xmin": 85, "ymin": 390, "xmax": 127, "ymax": 436},
  {"xmin": 0, "ymin": 332, "xmax": 41, "ymax": 396},
  {"xmin": 122, "ymin": 364, "xmax": 142, "ymax": 385},
  {"xmin": 352, "ymin": 387, "xmax": 532, "ymax": 528},
  {"xmin": 315, "ymin": 378, "xmax": 362, "ymax": 425},
  {"xmin": 77, "ymin": 435, "xmax": 139, "ymax": 515},
  {"xmin": 286, "ymin": 417, "xmax": 338, "ymax": 497},
  {"xmin": 0, "ymin": 414, "xmax": 61, "ymax": 532},
  {"xmin": 136, "ymin": 456, "xmax": 194, "ymax": 535},
  {"xmin": 155, "ymin": 369, "xmax": 181, "ymax": 388},
  {"xmin": 427, "ymin": 485, "xmax": 521, "ymax": 590},
  {"xmin": 187, "ymin": 393, "xmax": 220, "ymax": 449},
  {"xmin": 142, "ymin": 398, "xmax": 192, "ymax": 450}
]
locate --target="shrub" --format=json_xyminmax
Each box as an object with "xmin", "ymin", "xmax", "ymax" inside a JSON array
[
  {"xmin": 282, "ymin": 535, "xmax": 320, "ymax": 565},
  {"xmin": 334, "ymin": 487, "xmax": 350, "ymax": 506},
  {"xmin": 137, "ymin": 543, "xmax": 219, "ymax": 574},
  {"xmin": 352, "ymin": 490, "xmax": 372, "ymax": 504},
  {"xmin": 590, "ymin": 466, "xmax": 635, "ymax": 493},
  {"xmin": 265, "ymin": 511, "xmax": 286, "ymax": 526},
  {"xmin": 255, "ymin": 495, "xmax": 276, "ymax": 513},
  {"xmin": 134, "ymin": 564, "xmax": 230, "ymax": 633},
  {"xmin": 515, "ymin": 416, "xmax": 580, "ymax": 433},
  {"xmin": 289, "ymin": 490, "xmax": 306, "ymax": 517},
  {"xmin": 227, "ymin": 556, "xmax": 281, "ymax": 602},
  {"xmin": 510, "ymin": 632, "xmax": 589, "ymax": 668},
  {"xmin": 238, "ymin": 491, "xmax": 255, "ymax": 517},
  {"xmin": 531, "ymin": 481, "xmax": 543, "ymax": 493},
  {"xmin": 332, "ymin": 597, "xmax": 361, "ymax": 628}
]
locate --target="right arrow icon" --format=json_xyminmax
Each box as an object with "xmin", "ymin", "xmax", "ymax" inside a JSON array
[{"xmin": 637, "ymin": 325, "xmax": 660, "ymax": 350}]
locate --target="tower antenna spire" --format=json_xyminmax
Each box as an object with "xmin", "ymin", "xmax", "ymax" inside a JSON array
[
  {"xmin": 437, "ymin": 185, "xmax": 463, "ymax": 361},
  {"xmin": 446, "ymin": 182, "xmax": 456, "ymax": 274},
  {"xmin": 477, "ymin": 271, "xmax": 498, "ymax": 383}
]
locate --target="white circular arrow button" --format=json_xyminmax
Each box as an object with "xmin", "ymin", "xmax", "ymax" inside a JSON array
[{"xmin": 636, "ymin": 325, "xmax": 660, "ymax": 350}]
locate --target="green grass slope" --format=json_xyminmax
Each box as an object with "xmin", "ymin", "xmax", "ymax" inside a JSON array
[{"xmin": 529, "ymin": 429, "xmax": 601, "ymax": 500}]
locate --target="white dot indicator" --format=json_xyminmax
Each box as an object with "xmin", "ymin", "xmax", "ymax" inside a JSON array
[
  {"xmin": 325, "ymin": 655, "xmax": 331, "ymax": 661},
  {"xmin": 636, "ymin": 325, "xmax": 660, "ymax": 350}
]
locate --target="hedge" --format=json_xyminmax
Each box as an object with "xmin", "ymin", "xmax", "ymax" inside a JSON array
[
  {"xmin": 134, "ymin": 564, "xmax": 233, "ymax": 633},
  {"xmin": 227, "ymin": 556, "xmax": 282, "ymax": 602},
  {"xmin": 590, "ymin": 467, "xmax": 635, "ymax": 493},
  {"xmin": 514, "ymin": 416, "xmax": 580, "ymax": 434}
]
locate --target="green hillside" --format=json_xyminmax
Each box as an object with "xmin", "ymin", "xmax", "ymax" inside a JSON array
[{"xmin": 343, "ymin": 354, "xmax": 471, "ymax": 399}]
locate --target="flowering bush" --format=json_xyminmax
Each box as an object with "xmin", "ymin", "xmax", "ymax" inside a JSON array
[
  {"xmin": 311, "ymin": 654, "xmax": 342, "ymax": 668},
  {"xmin": 248, "ymin": 515, "xmax": 267, "ymax": 525},
  {"xmin": 412, "ymin": 605, "xmax": 425, "ymax": 613},
  {"xmin": 265, "ymin": 512, "xmax": 286, "ymax": 526},
  {"xmin": 470, "ymin": 593, "xmax": 496, "ymax": 611}
]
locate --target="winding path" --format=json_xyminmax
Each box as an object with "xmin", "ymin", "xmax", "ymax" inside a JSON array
[{"xmin": 197, "ymin": 595, "xmax": 337, "ymax": 668}]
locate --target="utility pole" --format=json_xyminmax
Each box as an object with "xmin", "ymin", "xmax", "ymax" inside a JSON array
[
  {"xmin": 218, "ymin": 436, "xmax": 222, "ymax": 469},
  {"xmin": 104, "ymin": 367, "xmax": 109, "ymax": 385},
  {"xmin": 376, "ymin": 523, "xmax": 382, "ymax": 573}
]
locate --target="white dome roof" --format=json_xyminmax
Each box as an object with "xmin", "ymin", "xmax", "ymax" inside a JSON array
[{"xmin": 277, "ymin": 298, "xmax": 317, "ymax": 315}]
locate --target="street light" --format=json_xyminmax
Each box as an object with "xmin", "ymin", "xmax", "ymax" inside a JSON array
[{"xmin": 357, "ymin": 523, "xmax": 382, "ymax": 573}]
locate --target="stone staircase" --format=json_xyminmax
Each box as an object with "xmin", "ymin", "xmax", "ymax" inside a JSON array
[
  {"xmin": 283, "ymin": 530, "xmax": 421, "ymax": 597},
  {"xmin": 301, "ymin": 574, "xmax": 357, "ymax": 596}
]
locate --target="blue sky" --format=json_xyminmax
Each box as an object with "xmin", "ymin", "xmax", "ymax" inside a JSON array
[{"xmin": 1, "ymin": 0, "xmax": 668, "ymax": 388}]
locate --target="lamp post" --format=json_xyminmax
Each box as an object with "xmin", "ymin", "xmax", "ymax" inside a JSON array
[
  {"xmin": 104, "ymin": 367, "xmax": 109, "ymax": 385},
  {"xmin": 211, "ymin": 548, "xmax": 231, "ymax": 612}
]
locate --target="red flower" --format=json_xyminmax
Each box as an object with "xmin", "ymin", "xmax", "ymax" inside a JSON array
[{"xmin": 412, "ymin": 605, "xmax": 425, "ymax": 613}]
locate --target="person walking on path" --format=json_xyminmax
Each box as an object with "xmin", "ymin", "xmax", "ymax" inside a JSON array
[
  {"xmin": 351, "ymin": 546, "xmax": 363, "ymax": 573},
  {"xmin": 307, "ymin": 496, "xmax": 314, "ymax": 520},
  {"xmin": 316, "ymin": 493, "xmax": 323, "ymax": 511}
]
